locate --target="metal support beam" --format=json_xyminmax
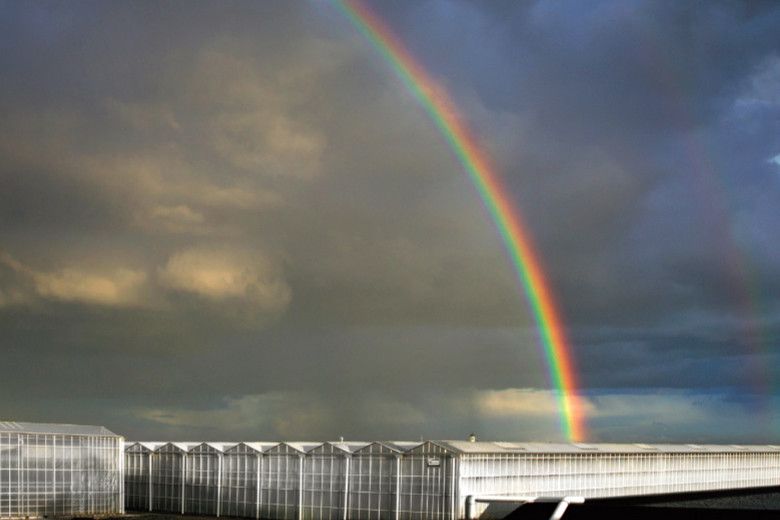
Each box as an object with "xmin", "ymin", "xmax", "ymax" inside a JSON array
[
  {"xmin": 394, "ymin": 455, "xmax": 401, "ymax": 520},
  {"xmin": 181, "ymin": 454, "xmax": 186, "ymax": 515},
  {"xmin": 148, "ymin": 452, "xmax": 153, "ymax": 512},
  {"xmin": 118, "ymin": 439, "xmax": 125, "ymax": 515},
  {"xmin": 343, "ymin": 454, "xmax": 350, "ymax": 520},
  {"xmin": 256, "ymin": 454, "xmax": 261, "ymax": 520},
  {"xmin": 550, "ymin": 500, "xmax": 574, "ymax": 520},
  {"xmin": 217, "ymin": 453, "xmax": 223, "ymax": 517},
  {"xmin": 298, "ymin": 454, "xmax": 304, "ymax": 520}
]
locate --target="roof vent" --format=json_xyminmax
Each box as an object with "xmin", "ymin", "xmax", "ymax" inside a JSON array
[{"xmin": 468, "ymin": 433, "xmax": 477, "ymax": 443}]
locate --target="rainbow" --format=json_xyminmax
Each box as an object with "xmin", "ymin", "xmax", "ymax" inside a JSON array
[{"xmin": 335, "ymin": 0, "xmax": 585, "ymax": 441}]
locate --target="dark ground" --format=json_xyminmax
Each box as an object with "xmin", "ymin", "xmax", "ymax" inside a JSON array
[
  {"xmin": 507, "ymin": 503, "xmax": 780, "ymax": 519},
  {"xmin": 507, "ymin": 487, "xmax": 780, "ymax": 519}
]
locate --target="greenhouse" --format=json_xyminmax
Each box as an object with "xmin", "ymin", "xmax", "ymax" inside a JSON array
[
  {"xmin": 260, "ymin": 443, "xmax": 319, "ymax": 520},
  {"xmin": 0, "ymin": 421, "xmax": 123, "ymax": 519},
  {"xmin": 301, "ymin": 442, "xmax": 365, "ymax": 520},
  {"xmin": 398, "ymin": 442, "xmax": 458, "ymax": 520},
  {"xmin": 348, "ymin": 442, "xmax": 410, "ymax": 520},
  {"xmin": 221, "ymin": 442, "xmax": 273, "ymax": 519},
  {"xmin": 151, "ymin": 442, "xmax": 195, "ymax": 514},
  {"xmin": 125, "ymin": 439, "xmax": 780, "ymax": 520},
  {"xmin": 124, "ymin": 441, "xmax": 162, "ymax": 512},
  {"xmin": 185, "ymin": 443, "xmax": 227, "ymax": 516}
]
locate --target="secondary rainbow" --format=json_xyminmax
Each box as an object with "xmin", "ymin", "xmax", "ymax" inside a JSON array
[{"xmin": 335, "ymin": 0, "xmax": 585, "ymax": 441}]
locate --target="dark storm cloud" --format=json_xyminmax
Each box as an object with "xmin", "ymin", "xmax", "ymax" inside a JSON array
[
  {"xmin": 1, "ymin": 0, "xmax": 779, "ymax": 441},
  {"xmin": 364, "ymin": 3, "xmax": 780, "ymax": 392}
]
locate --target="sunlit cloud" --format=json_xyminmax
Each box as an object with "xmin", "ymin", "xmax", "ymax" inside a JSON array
[
  {"xmin": 0, "ymin": 250, "xmax": 147, "ymax": 307},
  {"xmin": 157, "ymin": 246, "xmax": 291, "ymax": 312},
  {"xmin": 475, "ymin": 388, "xmax": 596, "ymax": 418}
]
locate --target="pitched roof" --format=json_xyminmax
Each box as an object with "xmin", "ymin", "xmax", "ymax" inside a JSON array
[
  {"xmin": 0, "ymin": 421, "xmax": 119, "ymax": 437},
  {"xmin": 123, "ymin": 438, "xmax": 780, "ymax": 455},
  {"xmin": 155, "ymin": 442, "xmax": 200, "ymax": 453},
  {"xmin": 125, "ymin": 441, "xmax": 165, "ymax": 452},
  {"xmin": 323, "ymin": 441, "xmax": 370, "ymax": 453},
  {"xmin": 225, "ymin": 442, "xmax": 278, "ymax": 454}
]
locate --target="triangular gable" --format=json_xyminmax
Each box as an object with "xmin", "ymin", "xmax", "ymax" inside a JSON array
[
  {"xmin": 265, "ymin": 442, "xmax": 306, "ymax": 455},
  {"xmin": 225, "ymin": 442, "xmax": 274, "ymax": 455},
  {"xmin": 353, "ymin": 442, "xmax": 403, "ymax": 456},
  {"xmin": 291, "ymin": 442, "xmax": 322, "ymax": 452},
  {"xmin": 332, "ymin": 441, "xmax": 369, "ymax": 453},
  {"xmin": 155, "ymin": 442, "xmax": 194, "ymax": 454},
  {"xmin": 385, "ymin": 441, "xmax": 420, "ymax": 452},
  {"xmin": 125, "ymin": 442, "xmax": 146, "ymax": 453},
  {"xmin": 406, "ymin": 440, "xmax": 459, "ymax": 456},
  {"xmin": 308, "ymin": 442, "xmax": 364, "ymax": 456},
  {"xmin": 125, "ymin": 442, "xmax": 160, "ymax": 453},
  {"xmin": 189, "ymin": 442, "xmax": 226, "ymax": 454}
]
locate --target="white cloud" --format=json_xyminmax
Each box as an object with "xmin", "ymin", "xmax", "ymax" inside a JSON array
[
  {"xmin": 747, "ymin": 56, "xmax": 780, "ymax": 106},
  {"xmin": 0, "ymin": 250, "xmax": 147, "ymax": 307},
  {"xmin": 210, "ymin": 111, "xmax": 324, "ymax": 178},
  {"xmin": 158, "ymin": 247, "xmax": 291, "ymax": 312},
  {"xmin": 475, "ymin": 387, "xmax": 595, "ymax": 417},
  {"xmin": 589, "ymin": 392, "xmax": 709, "ymax": 421},
  {"xmin": 32, "ymin": 268, "xmax": 146, "ymax": 306},
  {"xmin": 192, "ymin": 49, "xmax": 326, "ymax": 179},
  {"xmin": 83, "ymin": 148, "xmax": 283, "ymax": 214},
  {"xmin": 579, "ymin": 391, "xmax": 778, "ymax": 443}
]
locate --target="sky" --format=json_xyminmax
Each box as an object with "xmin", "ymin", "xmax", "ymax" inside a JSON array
[{"xmin": 1, "ymin": 0, "xmax": 779, "ymax": 443}]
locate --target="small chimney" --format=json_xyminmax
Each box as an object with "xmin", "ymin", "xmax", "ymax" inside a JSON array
[{"xmin": 468, "ymin": 433, "xmax": 477, "ymax": 443}]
